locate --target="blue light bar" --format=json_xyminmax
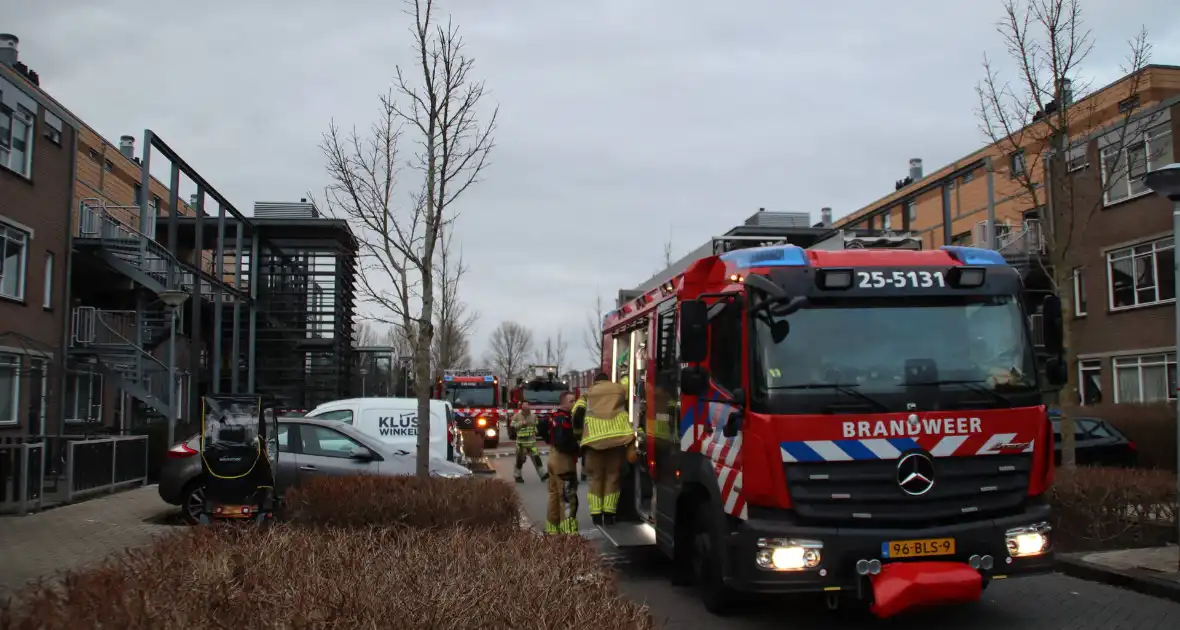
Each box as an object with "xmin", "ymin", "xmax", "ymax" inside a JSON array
[
  {"xmin": 443, "ymin": 375, "xmax": 454, "ymax": 381},
  {"xmin": 483, "ymin": 375, "xmax": 494, "ymax": 382},
  {"xmin": 719, "ymin": 245, "xmax": 809, "ymax": 269},
  {"xmin": 940, "ymin": 246, "xmax": 1008, "ymax": 266},
  {"xmin": 603, "ymin": 310, "xmax": 616, "ymax": 324}
]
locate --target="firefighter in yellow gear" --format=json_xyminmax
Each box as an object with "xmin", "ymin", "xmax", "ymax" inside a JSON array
[
  {"xmin": 511, "ymin": 403, "xmax": 548, "ymax": 483},
  {"xmin": 545, "ymin": 391, "xmax": 583, "ymax": 533},
  {"xmin": 575, "ymin": 372, "xmax": 634, "ymax": 526}
]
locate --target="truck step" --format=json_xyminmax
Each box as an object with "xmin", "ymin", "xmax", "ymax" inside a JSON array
[{"xmin": 597, "ymin": 522, "xmax": 657, "ymax": 548}]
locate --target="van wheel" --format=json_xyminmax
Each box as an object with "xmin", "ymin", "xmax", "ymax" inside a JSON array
[
  {"xmin": 181, "ymin": 482, "xmax": 206, "ymax": 526},
  {"xmin": 691, "ymin": 504, "xmax": 738, "ymax": 615}
]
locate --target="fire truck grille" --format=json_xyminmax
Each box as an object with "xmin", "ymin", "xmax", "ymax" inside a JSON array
[{"xmin": 783, "ymin": 454, "xmax": 1032, "ymax": 526}]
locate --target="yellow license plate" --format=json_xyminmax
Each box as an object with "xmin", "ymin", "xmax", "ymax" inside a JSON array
[{"xmin": 881, "ymin": 537, "xmax": 955, "ymax": 559}]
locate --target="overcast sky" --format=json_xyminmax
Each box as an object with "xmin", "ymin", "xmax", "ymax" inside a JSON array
[{"xmin": 9, "ymin": 0, "xmax": 1180, "ymax": 370}]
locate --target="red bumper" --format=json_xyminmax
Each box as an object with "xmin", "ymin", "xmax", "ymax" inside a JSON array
[{"xmin": 868, "ymin": 561, "xmax": 983, "ymax": 619}]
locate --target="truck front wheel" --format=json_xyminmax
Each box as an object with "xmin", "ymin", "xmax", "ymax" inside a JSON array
[{"xmin": 691, "ymin": 503, "xmax": 738, "ymax": 615}]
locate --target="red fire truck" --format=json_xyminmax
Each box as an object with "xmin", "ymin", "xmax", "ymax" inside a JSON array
[
  {"xmin": 433, "ymin": 369, "xmax": 504, "ymax": 448},
  {"xmin": 508, "ymin": 364, "xmax": 570, "ymax": 442},
  {"xmin": 597, "ymin": 236, "xmax": 1065, "ymax": 618}
]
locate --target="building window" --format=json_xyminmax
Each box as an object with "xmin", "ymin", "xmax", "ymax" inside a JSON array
[
  {"xmin": 104, "ymin": 158, "xmax": 113, "ymax": 172},
  {"xmin": 64, "ymin": 370, "xmax": 103, "ymax": 422},
  {"xmin": 1107, "ymin": 236, "xmax": 1175, "ymax": 310},
  {"xmin": 1066, "ymin": 143, "xmax": 1089, "ymax": 172},
  {"xmin": 1010, "ymin": 150, "xmax": 1026, "ymax": 177},
  {"xmin": 0, "ymin": 223, "xmax": 29, "ymax": 301},
  {"xmin": 1113, "ymin": 352, "xmax": 1176, "ymax": 403},
  {"xmin": 906, "ymin": 200, "xmax": 917, "ymax": 222},
  {"xmin": 42, "ymin": 251, "xmax": 54, "ymax": 309},
  {"xmin": 43, "ymin": 111, "xmax": 63, "ymax": 145},
  {"xmin": 0, "ymin": 103, "xmax": 34, "ymax": 177},
  {"xmin": 87, "ymin": 148, "xmax": 99, "ymax": 162},
  {"xmin": 962, "ymin": 170, "xmax": 974, "ymax": 184},
  {"xmin": 1072, "ymin": 268, "xmax": 1086, "ymax": 317},
  {"xmin": 883, "ymin": 212, "xmax": 892, "ymax": 231},
  {"xmin": 1102, "ymin": 122, "xmax": 1173, "ymax": 206},
  {"xmin": 951, "ymin": 230, "xmax": 972, "ymax": 246},
  {"xmin": 151, "ymin": 195, "xmax": 161, "ymax": 215},
  {"xmin": 1078, "ymin": 359, "xmax": 1102, "ymax": 405},
  {"xmin": 0, "ymin": 353, "xmax": 17, "ymax": 424}
]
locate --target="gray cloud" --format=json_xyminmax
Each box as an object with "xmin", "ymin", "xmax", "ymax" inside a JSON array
[{"xmin": 8, "ymin": 0, "xmax": 1179, "ymax": 368}]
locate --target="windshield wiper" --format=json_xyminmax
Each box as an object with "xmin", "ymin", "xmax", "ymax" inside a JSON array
[
  {"xmin": 767, "ymin": 383, "xmax": 889, "ymax": 412},
  {"xmin": 907, "ymin": 379, "xmax": 1014, "ymax": 406}
]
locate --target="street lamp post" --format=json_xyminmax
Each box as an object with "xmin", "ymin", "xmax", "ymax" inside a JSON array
[
  {"xmin": 1143, "ymin": 162, "xmax": 1180, "ymax": 571},
  {"xmin": 157, "ymin": 290, "xmax": 190, "ymax": 448}
]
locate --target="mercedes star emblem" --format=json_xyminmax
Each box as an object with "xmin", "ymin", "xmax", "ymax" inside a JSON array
[
  {"xmin": 896, "ymin": 452, "xmax": 936, "ymax": 496},
  {"xmin": 907, "ymin": 413, "xmax": 920, "ymax": 426}
]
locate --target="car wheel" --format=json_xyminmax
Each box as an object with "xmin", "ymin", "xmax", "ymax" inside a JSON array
[
  {"xmin": 692, "ymin": 504, "xmax": 738, "ymax": 615},
  {"xmin": 182, "ymin": 482, "xmax": 205, "ymax": 526}
]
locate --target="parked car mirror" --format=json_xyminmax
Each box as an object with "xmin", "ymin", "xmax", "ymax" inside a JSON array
[{"xmin": 349, "ymin": 446, "xmax": 375, "ymax": 461}]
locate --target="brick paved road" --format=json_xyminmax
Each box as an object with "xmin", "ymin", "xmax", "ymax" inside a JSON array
[
  {"xmin": 0, "ymin": 486, "xmax": 178, "ymax": 599},
  {"xmin": 490, "ymin": 450, "xmax": 1180, "ymax": 630}
]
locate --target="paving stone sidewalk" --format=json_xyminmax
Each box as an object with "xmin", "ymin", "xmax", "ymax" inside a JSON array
[{"xmin": 0, "ymin": 486, "xmax": 178, "ymax": 599}]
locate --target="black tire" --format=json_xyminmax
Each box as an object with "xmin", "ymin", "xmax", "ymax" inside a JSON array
[
  {"xmin": 691, "ymin": 503, "xmax": 738, "ymax": 615},
  {"xmin": 181, "ymin": 481, "xmax": 205, "ymax": 526}
]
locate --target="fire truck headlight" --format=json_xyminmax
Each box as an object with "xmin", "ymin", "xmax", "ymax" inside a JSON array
[
  {"xmin": 951, "ymin": 266, "xmax": 987, "ymax": 288},
  {"xmin": 1005, "ymin": 522, "xmax": 1050, "ymax": 557},
  {"xmin": 755, "ymin": 538, "xmax": 823, "ymax": 571},
  {"xmin": 485, "ymin": 428, "xmax": 497, "ymax": 438},
  {"xmin": 817, "ymin": 269, "xmax": 854, "ymax": 290}
]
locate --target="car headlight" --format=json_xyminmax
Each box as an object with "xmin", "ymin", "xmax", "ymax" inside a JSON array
[{"xmin": 1005, "ymin": 522, "xmax": 1051, "ymax": 557}]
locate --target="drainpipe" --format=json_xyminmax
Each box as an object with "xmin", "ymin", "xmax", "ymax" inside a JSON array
[
  {"xmin": 986, "ymin": 157, "xmax": 997, "ymax": 249},
  {"xmin": 57, "ymin": 124, "xmax": 79, "ymax": 442}
]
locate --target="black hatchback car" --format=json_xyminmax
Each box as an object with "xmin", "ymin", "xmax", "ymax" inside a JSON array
[{"xmin": 1050, "ymin": 413, "xmax": 1138, "ymax": 467}]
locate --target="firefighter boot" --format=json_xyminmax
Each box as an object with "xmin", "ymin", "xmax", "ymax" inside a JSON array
[
  {"xmin": 531, "ymin": 454, "xmax": 549, "ymax": 481},
  {"xmin": 603, "ymin": 513, "xmax": 616, "ymax": 526},
  {"xmin": 592, "ymin": 514, "xmax": 604, "ymax": 526},
  {"xmin": 514, "ymin": 465, "xmax": 524, "ymax": 483}
]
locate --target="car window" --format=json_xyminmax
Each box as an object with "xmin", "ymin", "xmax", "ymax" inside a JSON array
[
  {"xmin": 1077, "ymin": 419, "xmax": 1116, "ymax": 439},
  {"xmin": 277, "ymin": 423, "xmax": 293, "ymax": 453},
  {"xmin": 306, "ymin": 409, "xmax": 354, "ymax": 424},
  {"xmin": 301, "ymin": 425, "xmax": 363, "ymax": 458}
]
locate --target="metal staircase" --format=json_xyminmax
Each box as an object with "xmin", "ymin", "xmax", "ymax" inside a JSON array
[{"xmin": 70, "ymin": 307, "xmax": 178, "ymax": 420}]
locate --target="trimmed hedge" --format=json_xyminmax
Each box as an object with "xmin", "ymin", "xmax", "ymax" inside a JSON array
[
  {"xmin": 0, "ymin": 526, "xmax": 655, "ymax": 629},
  {"xmin": 1049, "ymin": 466, "xmax": 1177, "ymax": 553},
  {"xmin": 284, "ymin": 475, "xmax": 521, "ymax": 530},
  {"xmin": 1065, "ymin": 403, "xmax": 1177, "ymax": 471},
  {"xmin": 2, "ymin": 475, "xmax": 652, "ymax": 629}
]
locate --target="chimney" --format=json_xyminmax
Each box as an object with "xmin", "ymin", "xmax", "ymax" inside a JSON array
[
  {"xmin": 1058, "ymin": 78, "xmax": 1073, "ymax": 105},
  {"xmin": 820, "ymin": 207, "xmax": 833, "ymax": 227},
  {"xmin": 119, "ymin": 135, "xmax": 135, "ymax": 160},
  {"xmin": 908, "ymin": 158, "xmax": 923, "ymax": 181},
  {"xmin": 0, "ymin": 34, "xmax": 17, "ymax": 68}
]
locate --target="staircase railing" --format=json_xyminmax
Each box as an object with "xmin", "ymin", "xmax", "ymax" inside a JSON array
[
  {"xmin": 997, "ymin": 219, "xmax": 1047, "ymax": 257},
  {"xmin": 71, "ymin": 307, "xmax": 178, "ymax": 415},
  {"xmin": 76, "ymin": 199, "xmax": 220, "ymax": 297}
]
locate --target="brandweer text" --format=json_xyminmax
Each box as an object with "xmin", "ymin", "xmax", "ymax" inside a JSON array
[{"xmin": 843, "ymin": 417, "xmax": 982, "ymax": 438}]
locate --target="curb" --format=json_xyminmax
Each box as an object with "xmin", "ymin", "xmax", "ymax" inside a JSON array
[{"xmin": 1056, "ymin": 554, "xmax": 1180, "ymax": 604}]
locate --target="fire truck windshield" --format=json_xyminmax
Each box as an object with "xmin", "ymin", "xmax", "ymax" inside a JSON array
[
  {"xmin": 522, "ymin": 387, "xmax": 565, "ymax": 405},
  {"xmin": 446, "ymin": 385, "xmax": 495, "ymax": 407},
  {"xmin": 753, "ymin": 294, "xmax": 1039, "ymax": 413}
]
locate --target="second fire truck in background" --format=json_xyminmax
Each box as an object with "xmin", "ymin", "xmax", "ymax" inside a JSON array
[
  {"xmin": 508, "ymin": 364, "xmax": 570, "ymax": 442},
  {"xmin": 433, "ymin": 369, "xmax": 504, "ymax": 448}
]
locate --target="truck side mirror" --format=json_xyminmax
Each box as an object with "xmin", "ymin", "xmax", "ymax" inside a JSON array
[
  {"xmin": 680, "ymin": 366, "xmax": 709, "ymax": 396},
  {"xmin": 1041, "ymin": 295, "xmax": 1063, "ymax": 354},
  {"xmin": 1043, "ymin": 357, "xmax": 1067, "ymax": 390},
  {"xmin": 679, "ymin": 300, "xmax": 708, "ymax": 363}
]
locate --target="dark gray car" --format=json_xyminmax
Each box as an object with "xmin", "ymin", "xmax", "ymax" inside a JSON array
[{"xmin": 159, "ymin": 417, "xmax": 472, "ymax": 524}]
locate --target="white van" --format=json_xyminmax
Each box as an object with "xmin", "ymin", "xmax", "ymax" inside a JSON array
[{"xmin": 303, "ymin": 397, "xmax": 454, "ymax": 462}]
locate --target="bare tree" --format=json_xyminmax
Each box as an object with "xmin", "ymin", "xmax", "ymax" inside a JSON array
[
  {"xmin": 488, "ymin": 321, "xmax": 534, "ymax": 382},
  {"xmin": 432, "ymin": 223, "xmax": 478, "ymax": 373},
  {"xmin": 582, "ymin": 293, "xmax": 605, "ymax": 368},
  {"xmin": 662, "ymin": 229, "xmax": 674, "ymax": 268},
  {"xmin": 553, "ymin": 329, "xmax": 569, "ymax": 374},
  {"xmin": 321, "ymin": 0, "xmax": 496, "ymax": 477},
  {"xmin": 976, "ymin": 0, "xmax": 1156, "ymax": 467}
]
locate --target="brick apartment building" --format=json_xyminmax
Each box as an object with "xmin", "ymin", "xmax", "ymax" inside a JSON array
[
  {"xmin": 835, "ymin": 65, "xmax": 1180, "ymax": 407},
  {"xmin": 0, "ymin": 35, "xmax": 76, "ymax": 436}
]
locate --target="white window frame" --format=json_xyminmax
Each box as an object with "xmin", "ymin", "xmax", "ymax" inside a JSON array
[
  {"xmin": 42, "ymin": 251, "xmax": 54, "ymax": 309},
  {"xmin": 883, "ymin": 212, "xmax": 892, "ymax": 231},
  {"xmin": 906, "ymin": 200, "xmax": 917, "ymax": 222},
  {"xmin": 1072, "ymin": 267, "xmax": 1086, "ymax": 317},
  {"xmin": 0, "ymin": 222, "xmax": 30, "ymax": 301},
  {"xmin": 1112, "ymin": 352, "xmax": 1176, "ymax": 403},
  {"xmin": 1101, "ymin": 122, "xmax": 1173, "ymax": 206},
  {"xmin": 1078, "ymin": 359, "xmax": 1102, "ymax": 405},
  {"xmin": 43, "ymin": 111, "xmax": 63, "ymax": 145},
  {"xmin": 1106, "ymin": 236, "xmax": 1175, "ymax": 311},
  {"xmin": 64, "ymin": 370, "xmax": 104, "ymax": 423},
  {"xmin": 0, "ymin": 353, "xmax": 18, "ymax": 425},
  {"xmin": 1010, "ymin": 150, "xmax": 1026, "ymax": 177},
  {"xmin": 0, "ymin": 102, "xmax": 34, "ymax": 177}
]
